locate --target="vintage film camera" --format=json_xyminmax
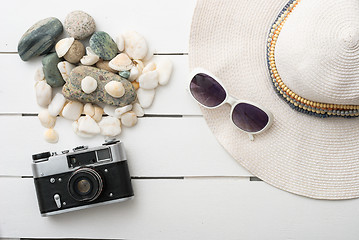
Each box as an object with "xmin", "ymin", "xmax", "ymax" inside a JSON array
[{"xmin": 32, "ymin": 140, "xmax": 134, "ymax": 216}]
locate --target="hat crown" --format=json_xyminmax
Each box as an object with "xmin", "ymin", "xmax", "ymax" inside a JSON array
[{"xmin": 275, "ymin": 0, "xmax": 359, "ymax": 105}]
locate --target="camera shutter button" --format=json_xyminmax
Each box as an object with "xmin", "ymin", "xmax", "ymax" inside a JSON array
[{"xmin": 54, "ymin": 194, "xmax": 62, "ymax": 208}]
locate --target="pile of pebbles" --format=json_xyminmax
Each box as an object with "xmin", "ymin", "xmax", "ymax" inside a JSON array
[{"xmin": 18, "ymin": 11, "xmax": 173, "ymax": 143}]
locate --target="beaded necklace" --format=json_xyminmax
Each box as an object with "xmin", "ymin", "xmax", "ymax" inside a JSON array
[{"xmin": 266, "ymin": 0, "xmax": 359, "ymax": 118}]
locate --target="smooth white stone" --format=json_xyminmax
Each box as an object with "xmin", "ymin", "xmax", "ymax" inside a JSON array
[
  {"xmin": 138, "ymin": 70, "xmax": 159, "ymax": 89},
  {"xmin": 121, "ymin": 111, "xmax": 137, "ymax": 127},
  {"xmin": 92, "ymin": 105, "xmax": 104, "ymax": 122},
  {"xmin": 81, "ymin": 76, "xmax": 98, "ymax": 94},
  {"xmin": 34, "ymin": 67, "xmax": 45, "ymax": 81},
  {"xmin": 128, "ymin": 66, "xmax": 140, "ymax": 82},
  {"xmin": 156, "ymin": 58, "xmax": 173, "ymax": 85},
  {"xmin": 48, "ymin": 93, "xmax": 66, "ymax": 117},
  {"xmin": 123, "ymin": 31, "xmax": 148, "ymax": 60},
  {"xmin": 35, "ymin": 80, "xmax": 52, "ymax": 107},
  {"xmin": 103, "ymin": 105, "xmax": 117, "ymax": 117},
  {"xmin": 80, "ymin": 55, "xmax": 99, "ymax": 65},
  {"xmin": 55, "ymin": 37, "xmax": 74, "ymax": 58},
  {"xmin": 62, "ymin": 101, "xmax": 83, "ymax": 121},
  {"xmin": 132, "ymin": 103, "xmax": 144, "ymax": 117},
  {"xmin": 57, "ymin": 61, "xmax": 76, "ymax": 82},
  {"xmin": 105, "ymin": 81, "xmax": 125, "ymax": 98},
  {"xmin": 38, "ymin": 109, "xmax": 56, "ymax": 128},
  {"xmin": 80, "ymin": 47, "xmax": 100, "ymax": 65},
  {"xmin": 143, "ymin": 46, "xmax": 155, "ymax": 62},
  {"xmin": 142, "ymin": 62, "xmax": 156, "ymax": 73},
  {"xmin": 137, "ymin": 88, "xmax": 155, "ymax": 109},
  {"xmin": 133, "ymin": 59, "xmax": 144, "ymax": 73},
  {"xmin": 86, "ymin": 47, "xmax": 98, "ymax": 56},
  {"xmin": 44, "ymin": 128, "xmax": 59, "ymax": 143},
  {"xmin": 99, "ymin": 116, "xmax": 122, "ymax": 137},
  {"xmin": 83, "ymin": 103, "xmax": 95, "ymax": 116},
  {"xmin": 109, "ymin": 53, "xmax": 133, "ymax": 71},
  {"xmin": 114, "ymin": 104, "xmax": 133, "ymax": 118},
  {"xmin": 72, "ymin": 121, "xmax": 95, "ymax": 138},
  {"xmin": 78, "ymin": 115, "xmax": 100, "ymax": 135},
  {"xmin": 116, "ymin": 35, "xmax": 125, "ymax": 52}
]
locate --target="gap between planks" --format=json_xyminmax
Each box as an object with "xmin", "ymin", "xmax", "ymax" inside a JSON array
[
  {"xmin": 0, "ymin": 175, "xmax": 262, "ymax": 181},
  {"xmin": 0, "ymin": 52, "xmax": 188, "ymax": 55},
  {"xmin": 0, "ymin": 113, "xmax": 203, "ymax": 117}
]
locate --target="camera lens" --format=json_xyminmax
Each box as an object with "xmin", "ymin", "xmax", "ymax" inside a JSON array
[{"xmin": 68, "ymin": 168, "xmax": 103, "ymax": 202}]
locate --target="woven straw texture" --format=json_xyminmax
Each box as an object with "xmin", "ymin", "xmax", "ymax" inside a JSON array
[{"xmin": 189, "ymin": 0, "xmax": 359, "ymax": 199}]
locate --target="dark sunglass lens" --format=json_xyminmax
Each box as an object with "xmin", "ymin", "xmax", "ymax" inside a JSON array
[
  {"xmin": 232, "ymin": 103, "xmax": 269, "ymax": 133},
  {"xmin": 190, "ymin": 73, "xmax": 226, "ymax": 107}
]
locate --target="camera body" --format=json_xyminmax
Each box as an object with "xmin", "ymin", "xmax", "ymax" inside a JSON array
[{"xmin": 32, "ymin": 140, "xmax": 134, "ymax": 217}]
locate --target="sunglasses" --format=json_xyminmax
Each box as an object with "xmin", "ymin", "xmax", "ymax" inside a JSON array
[{"xmin": 189, "ymin": 68, "xmax": 273, "ymax": 141}]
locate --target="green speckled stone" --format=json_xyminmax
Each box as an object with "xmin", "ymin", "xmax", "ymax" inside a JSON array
[
  {"xmin": 18, "ymin": 17, "xmax": 63, "ymax": 61},
  {"xmin": 63, "ymin": 66, "xmax": 136, "ymax": 107},
  {"xmin": 89, "ymin": 31, "xmax": 118, "ymax": 60},
  {"xmin": 42, "ymin": 53, "xmax": 65, "ymax": 87},
  {"xmin": 119, "ymin": 70, "xmax": 130, "ymax": 79}
]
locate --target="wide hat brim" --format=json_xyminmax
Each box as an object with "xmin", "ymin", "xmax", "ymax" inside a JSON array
[{"xmin": 189, "ymin": 0, "xmax": 359, "ymax": 200}]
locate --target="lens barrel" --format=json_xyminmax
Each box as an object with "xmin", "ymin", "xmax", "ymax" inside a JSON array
[{"xmin": 68, "ymin": 168, "xmax": 103, "ymax": 202}]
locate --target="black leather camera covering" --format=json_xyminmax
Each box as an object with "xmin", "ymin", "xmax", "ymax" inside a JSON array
[{"xmin": 33, "ymin": 161, "xmax": 133, "ymax": 214}]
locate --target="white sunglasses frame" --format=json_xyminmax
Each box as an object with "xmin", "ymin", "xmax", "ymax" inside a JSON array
[{"xmin": 189, "ymin": 68, "xmax": 274, "ymax": 141}]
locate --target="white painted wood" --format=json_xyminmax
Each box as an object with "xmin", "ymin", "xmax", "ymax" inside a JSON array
[
  {"xmin": 0, "ymin": 115, "xmax": 250, "ymax": 177},
  {"xmin": 0, "ymin": 0, "xmax": 195, "ymax": 53},
  {"xmin": 1, "ymin": 177, "xmax": 359, "ymax": 240},
  {"xmin": 0, "ymin": 54, "xmax": 201, "ymax": 115}
]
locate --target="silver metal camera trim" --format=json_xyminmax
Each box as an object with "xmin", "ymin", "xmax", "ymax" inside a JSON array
[
  {"xmin": 41, "ymin": 196, "xmax": 134, "ymax": 217},
  {"xmin": 32, "ymin": 141, "xmax": 127, "ymax": 179}
]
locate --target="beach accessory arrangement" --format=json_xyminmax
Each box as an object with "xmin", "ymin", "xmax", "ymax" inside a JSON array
[
  {"xmin": 189, "ymin": 0, "xmax": 359, "ymax": 199},
  {"xmin": 18, "ymin": 11, "xmax": 173, "ymax": 143}
]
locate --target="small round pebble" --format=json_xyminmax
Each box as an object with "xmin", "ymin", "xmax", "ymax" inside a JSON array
[
  {"xmin": 105, "ymin": 81, "xmax": 125, "ymax": 98},
  {"xmin": 64, "ymin": 40, "xmax": 85, "ymax": 64},
  {"xmin": 121, "ymin": 111, "xmax": 137, "ymax": 127},
  {"xmin": 81, "ymin": 76, "xmax": 98, "ymax": 94},
  {"xmin": 64, "ymin": 11, "xmax": 96, "ymax": 40},
  {"xmin": 44, "ymin": 128, "xmax": 59, "ymax": 143}
]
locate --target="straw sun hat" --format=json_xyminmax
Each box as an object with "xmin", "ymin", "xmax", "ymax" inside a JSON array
[{"xmin": 189, "ymin": 0, "xmax": 359, "ymax": 199}]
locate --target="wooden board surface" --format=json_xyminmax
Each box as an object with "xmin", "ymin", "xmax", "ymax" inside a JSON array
[
  {"xmin": 1, "ymin": 0, "xmax": 357, "ymax": 239},
  {"xmin": 2, "ymin": 178, "xmax": 359, "ymax": 240}
]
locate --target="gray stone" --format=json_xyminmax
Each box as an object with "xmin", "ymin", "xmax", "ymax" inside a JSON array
[
  {"xmin": 64, "ymin": 11, "xmax": 96, "ymax": 40},
  {"xmin": 89, "ymin": 31, "xmax": 118, "ymax": 60},
  {"xmin": 42, "ymin": 53, "xmax": 65, "ymax": 87},
  {"xmin": 63, "ymin": 66, "xmax": 136, "ymax": 107},
  {"xmin": 18, "ymin": 17, "xmax": 63, "ymax": 61}
]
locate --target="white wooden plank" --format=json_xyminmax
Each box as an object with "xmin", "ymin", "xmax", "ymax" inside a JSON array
[
  {"xmin": 0, "ymin": 54, "xmax": 201, "ymax": 115},
  {"xmin": 1, "ymin": 177, "xmax": 359, "ymax": 240},
  {"xmin": 0, "ymin": 0, "xmax": 195, "ymax": 53},
  {"xmin": 0, "ymin": 115, "xmax": 250, "ymax": 177}
]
